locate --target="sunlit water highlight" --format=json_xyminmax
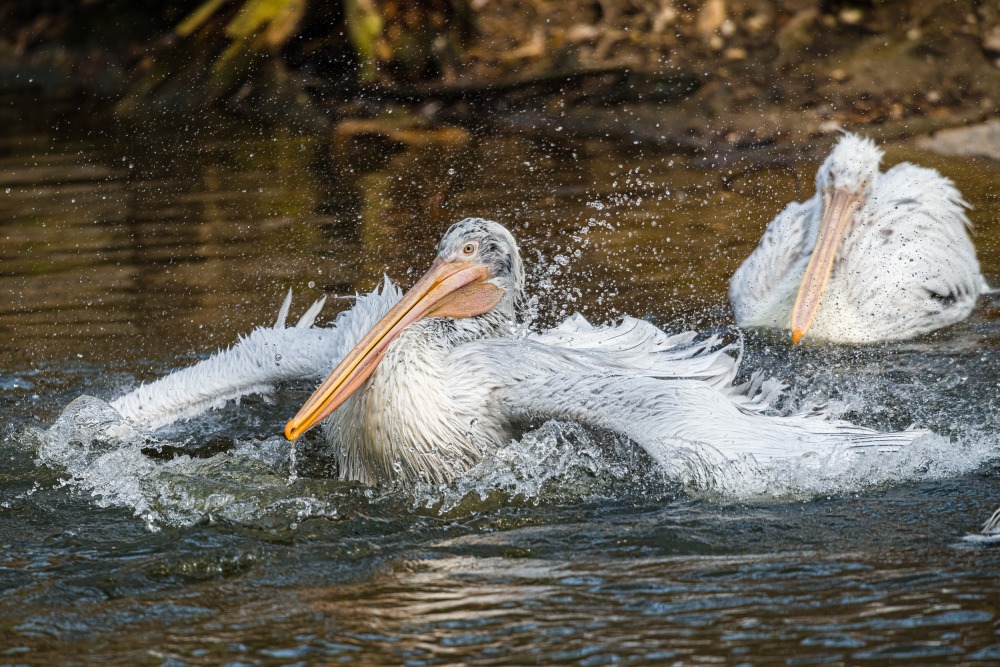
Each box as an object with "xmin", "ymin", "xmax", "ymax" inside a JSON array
[{"xmin": 4, "ymin": 97, "xmax": 1000, "ymax": 663}]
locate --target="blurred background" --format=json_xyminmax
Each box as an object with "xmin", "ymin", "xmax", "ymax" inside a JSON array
[
  {"xmin": 3, "ymin": 0, "xmax": 1000, "ymax": 141},
  {"xmin": 2, "ymin": 0, "xmax": 1000, "ymax": 366}
]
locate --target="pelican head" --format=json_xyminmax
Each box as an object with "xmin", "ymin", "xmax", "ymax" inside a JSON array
[
  {"xmin": 435, "ymin": 217, "xmax": 524, "ymax": 324},
  {"xmin": 284, "ymin": 218, "xmax": 523, "ymax": 441},
  {"xmin": 814, "ymin": 133, "xmax": 882, "ymax": 198},
  {"xmin": 790, "ymin": 133, "xmax": 883, "ymax": 344}
]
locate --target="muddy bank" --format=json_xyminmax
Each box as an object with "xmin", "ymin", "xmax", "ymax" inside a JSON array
[
  {"xmin": 2, "ymin": 1, "xmax": 1000, "ymax": 153},
  {"xmin": 476, "ymin": 1, "xmax": 1000, "ymax": 135}
]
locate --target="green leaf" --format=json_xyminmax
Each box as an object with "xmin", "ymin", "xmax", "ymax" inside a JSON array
[
  {"xmin": 176, "ymin": 0, "xmax": 231, "ymax": 37},
  {"xmin": 344, "ymin": 0, "xmax": 383, "ymax": 83}
]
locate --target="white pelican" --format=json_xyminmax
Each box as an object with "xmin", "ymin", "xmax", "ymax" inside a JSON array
[
  {"xmin": 982, "ymin": 507, "xmax": 1000, "ymax": 535},
  {"xmin": 964, "ymin": 505, "xmax": 1000, "ymax": 544},
  {"xmin": 729, "ymin": 133, "xmax": 987, "ymax": 344},
  {"xmin": 110, "ymin": 219, "xmax": 922, "ymax": 487}
]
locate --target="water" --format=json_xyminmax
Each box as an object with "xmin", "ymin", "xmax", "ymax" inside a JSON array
[{"xmin": 4, "ymin": 94, "xmax": 1000, "ymax": 664}]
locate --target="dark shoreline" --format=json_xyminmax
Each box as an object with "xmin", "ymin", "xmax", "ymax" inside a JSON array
[{"xmin": 2, "ymin": 1, "xmax": 999, "ymax": 158}]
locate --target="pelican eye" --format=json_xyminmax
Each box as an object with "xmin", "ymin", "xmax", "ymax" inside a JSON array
[{"xmin": 462, "ymin": 242, "xmax": 477, "ymax": 256}]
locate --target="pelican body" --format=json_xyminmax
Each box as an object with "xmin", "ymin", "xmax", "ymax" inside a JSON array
[
  {"xmin": 291, "ymin": 220, "xmax": 523, "ymax": 484},
  {"xmin": 729, "ymin": 133, "xmax": 986, "ymax": 344},
  {"xmin": 108, "ymin": 219, "xmax": 924, "ymax": 488}
]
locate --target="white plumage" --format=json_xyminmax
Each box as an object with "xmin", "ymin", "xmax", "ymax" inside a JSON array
[
  {"xmin": 730, "ymin": 133, "xmax": 987, "ymax": 343},
  {"xmin": 110, "ymin": 219, "xmax": 924, "ymax": 487},
  {"xmin": 111, "ymin": 284, "xmax": 400, "ymax": 430}
]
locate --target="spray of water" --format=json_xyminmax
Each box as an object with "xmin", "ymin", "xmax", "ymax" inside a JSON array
[{"xmin": 25, "ymin": 389, "xmax": 1000, "ymax": 532}]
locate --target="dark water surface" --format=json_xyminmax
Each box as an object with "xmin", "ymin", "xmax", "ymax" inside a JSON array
[{"xmin": 4, "ymin": 95, "xmax": 1000, "ymax": 664}]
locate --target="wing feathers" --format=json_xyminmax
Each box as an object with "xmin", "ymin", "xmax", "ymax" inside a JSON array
[
  {"xmin": 274, "ymin": 288, "xmax": 294, "ymax": 329},
  {"xmin": 498, "ymin": 371, "xmax": 924, "ymax": 487},
  {"xmin": 110, "ymin": 282, "xmax": 401, "ymax": 431},
  {"xmin": 530, "ymin": 315, "xmax": 740, "ymax": 389},
  {"xmin": 296, "ymin": 295, "xmax": 327, "ymax": 329},
  {"xmin": 485, "ymin": 314, "xmax": 924, "ymax": 488}
]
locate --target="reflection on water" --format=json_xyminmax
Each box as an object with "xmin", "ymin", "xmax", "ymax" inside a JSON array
[
  {"xmin": 4, "ymin": 105, "xmax": 999, "ymax": 373},
  {"xmin": 4, "ymin": 96, "xmax": 1000, "ymax": 663}
]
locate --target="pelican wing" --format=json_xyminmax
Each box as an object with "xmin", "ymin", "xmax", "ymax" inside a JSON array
[
  {"xmin": 111, "ymin": 281, "xmax": 402, "ymax": 430},
  {"xmin": 524, "ymin": 315, "xmax": 784, "ymax": 411},
  {"xmin": 468, "ymin": 317, "xmax": 923, "ymax": 489},
  {"xmin": 530, "ymin": 314, "xmax": 741, "ymax": 389},
  {"xmin": 497, "ymin": 370, "xmax": 919, "ymax": 483}
]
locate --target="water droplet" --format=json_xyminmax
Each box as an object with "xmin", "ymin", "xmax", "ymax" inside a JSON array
[
  {"xmin": 308, "ymin": 281, "xmax": 315, "ymax": 288},
  {"xmin": 275, "ymin": 354, "xmax": 282, "ymax": 362}
]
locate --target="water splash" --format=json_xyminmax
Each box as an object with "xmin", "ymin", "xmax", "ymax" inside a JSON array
[
  {"xmin": 29, "ymin": 395, "xmax": 346, "ymax": 530},
  {"xmin": 686, "ymin": 430, "xmax": 999, "ymax": 500},
  {"xmin": 411, "ymin": 421, "xmax": 660, "ymax": 513},
  {"xmin": 25, "ymin": 394, "xmax": 1000, "ymax": 531}
]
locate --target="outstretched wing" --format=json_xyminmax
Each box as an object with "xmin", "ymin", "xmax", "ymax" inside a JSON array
[
  {"xmin": 530, "ymin": 314, "xmax": 741, "ymax": 390},
  {"xmin": 469, "ymin": 316, "xmax": 923, "ymax": 489},
  {"xmin": 498, "ymin": 371, "xmax": 920, "ymax": 485},
  {"xmin": 522, "ymin": 314, "xmax": 785, "ymax": 411},
  {"xmin": 111, "ymin": 281, "xmax": 402, "ymax": 430}
]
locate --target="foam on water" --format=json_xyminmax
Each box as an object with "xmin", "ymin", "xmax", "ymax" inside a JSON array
[
  {"xmin": 29, "ymin": 397, "xmax": 656, "ymax": 528},
  {"xmin": 687, "ymin": 430, "xmax": 998, "ymax": 499},
  {"xmin": 30, "ymin": 395, "xmax": 345, "ymax": 530},
  {"xmin": 411, "ymin": 421, "xmax": 659, "ymax": 513},
  {"xmin": 26, "ymin": 390, "xmax": 1000, "ymax": 530}
]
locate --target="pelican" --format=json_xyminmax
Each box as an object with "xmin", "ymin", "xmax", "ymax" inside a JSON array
[
  {"xmin": 729, "ymin": 133, "xmax": 987, "ymax": 344},
  {"xmin": 963, "ymin": 505, "xmax": 1000, "ymax": 544},
  {"xmin": 982, "ymin": 507, "xmax": 1000, "ymax": 536},
  {"xmin": 108, "ymin": 219, "xmax": 922, "ymax": 487}
]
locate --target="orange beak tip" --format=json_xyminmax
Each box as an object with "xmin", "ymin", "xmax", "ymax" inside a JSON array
[
  {"xmin": 284, "ymin": 421, "xmax": 300, "ymax": 441},
  {"xmin": 791, "ymin": 329, "xmax": 804, "ymax": 345}
]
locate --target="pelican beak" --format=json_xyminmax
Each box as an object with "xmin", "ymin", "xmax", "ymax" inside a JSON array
[
  {"xmin": 789, "ymin": 186, "xmax": 863, "ymax": 344},
  {"xmin": 284, "ymin": 256, "xmax": 504, "ymax": 440}
]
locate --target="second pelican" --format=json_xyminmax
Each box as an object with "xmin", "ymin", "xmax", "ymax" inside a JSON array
[{"xmin": 729, "ymin": 133, "xmax": 987, "ymax": 344}]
